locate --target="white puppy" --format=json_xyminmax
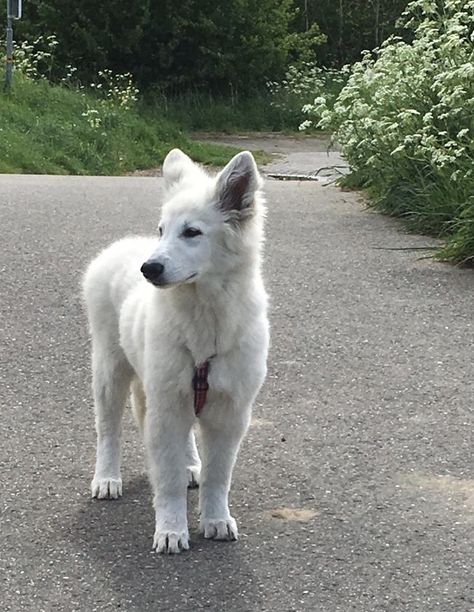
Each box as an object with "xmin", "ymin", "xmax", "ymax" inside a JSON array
[{"xmin": 83, "ymin": 149, "xmax": 269, "ymax": 553}]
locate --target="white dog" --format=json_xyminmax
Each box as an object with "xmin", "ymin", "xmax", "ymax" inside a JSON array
[{"xmin": 83, "ymin": 149, "xmax": 269, "ymax": 553}]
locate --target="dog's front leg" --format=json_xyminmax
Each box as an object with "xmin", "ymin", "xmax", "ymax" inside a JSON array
[
  {"xmin": 198, "ymin": 402, "xmax": 251, "ymax": 541},
  {"xmin": 144, "ymin": 392, "xmax": 193, "ymax": 554}
]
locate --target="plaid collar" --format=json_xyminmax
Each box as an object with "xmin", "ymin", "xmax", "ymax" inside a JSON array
[{"xmin": 193, "ymin": 361, "xmax": 211, "ymax": 416}]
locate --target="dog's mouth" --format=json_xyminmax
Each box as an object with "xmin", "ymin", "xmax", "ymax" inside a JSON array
[{"xmin": 149, "ymin": 273, "xmax": 197, "ymax": 288}]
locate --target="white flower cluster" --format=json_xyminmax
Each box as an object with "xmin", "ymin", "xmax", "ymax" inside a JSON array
[
  {"xmin": 81, "ymin": 107, "xmax": 102, "ymax": 129},
  {"xmin": 96, "ymin": 69, "xmax": 139, "ymax": 111},
  {"xmin": 80, "ymin": 69, "xmax": 140, "ymax": 131},
  {"xmin": 14, "ymin": 35, "xmax": 59, "ymax": 79},
  {"xmin": 304, "ymin": 0, "xmax": 474, "ymax": 260},
  {"xmin": 267, "ymin": 63, "xmax": 346, "ymax": 125},
  {"xmin": 306, "ymin": 0, "xmax": 474, "ymax": 185}
]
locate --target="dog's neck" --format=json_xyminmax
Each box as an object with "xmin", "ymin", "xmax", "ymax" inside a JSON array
[{"xmin": 164, "ymin": 265, "xmax": 262, "ymax": 363}]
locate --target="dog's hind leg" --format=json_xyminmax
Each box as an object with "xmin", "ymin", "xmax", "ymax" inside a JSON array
[
  {"xmin": 185, "ymin": 428, "xmax": 201, "ymax": 488},
  {"xmin": 90, "ymin": 343, "xmax": 133, "ymax": 500},
  {"xmin": 130, "ymin": 377, "xmax": 146, "ymax": 436}
]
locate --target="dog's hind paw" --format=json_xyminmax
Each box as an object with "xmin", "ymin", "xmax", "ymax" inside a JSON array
[
  {"xmin": 187, "ymin": 465, "xmax": 201, "ymax": 488},
  {"xmin": 200, "ymin": 517, "xmax": 238, "ymax": 541},
  {"xmin": 91, "ymin": 477, "xmax": 122, "ymax": 499},
  {"xmin": 153, "ymin": 529, "xmax": 189, "ymax": 554}
]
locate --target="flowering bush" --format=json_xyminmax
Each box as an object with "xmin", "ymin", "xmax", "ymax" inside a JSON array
[
  {"xmin": 267, "ymin": 63, "xmax": 346, "ymax": 128},
  {"xmin": 10, "ymin": 35, "xmax": 140, "ymax": 135},
  {"xmin": 14, "ymin": 35, "xmax": 59, "ymax": 79},
  {"xmin": 301, "ymin": 0, "xmax": 474, "ymax": 262}
]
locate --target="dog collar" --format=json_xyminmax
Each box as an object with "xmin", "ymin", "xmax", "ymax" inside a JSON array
[{"xmin": 193, "ymin": 361, "xmax": 210, "ymax": 416}]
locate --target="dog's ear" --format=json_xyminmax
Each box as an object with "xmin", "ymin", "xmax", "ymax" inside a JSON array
[
  {"xmin": 163, "ymin": 149, "xmax": 195, "ymax": 191},
  {"xmin": 216, "ymin": 151, "xmax": 261, "ymax": 218}
]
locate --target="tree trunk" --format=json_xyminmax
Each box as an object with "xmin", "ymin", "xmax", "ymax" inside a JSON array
[
  {"xmin": 374, "ymin": 0, "xmax": 381, "ymax": 48},
  {"xmin": 338, "ymin": 0, "xmax": 344, "ymax": 66}
]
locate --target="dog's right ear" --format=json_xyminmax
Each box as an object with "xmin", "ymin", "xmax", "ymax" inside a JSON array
[
  {"xmin": 162, "ymin": 149, "xmax": 195, "ymax": 191},
  {"xmin": 216, "ymin": 151, "xmax": 261, "ymax": 221}
]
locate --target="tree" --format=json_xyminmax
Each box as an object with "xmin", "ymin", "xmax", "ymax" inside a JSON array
[
  {"xmin": 293, "ymin": 0, "xmax": 409, "ymax": 66},
  {"xmin": 17, "ymin": 0, "xmax": 148, "ymax": 79},
  {"xmin": 134, "ymin": 0, "xmax": 296, "ymax": 93},
  {"xmin": 17, "ymin": 0, "xmax": 295, "ymax": 94}
]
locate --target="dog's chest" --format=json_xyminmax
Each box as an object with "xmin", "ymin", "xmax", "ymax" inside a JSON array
[{"xmin": 182, "ymin": 306, "xmax": 239, "ymax": 366}]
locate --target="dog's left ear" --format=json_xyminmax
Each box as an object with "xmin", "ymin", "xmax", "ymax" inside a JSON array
[{"xmin": 216, "ymin": 151, "xmax": 261, "ymax": 219}]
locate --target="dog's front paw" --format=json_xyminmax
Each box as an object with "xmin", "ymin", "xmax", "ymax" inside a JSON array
[
  {"xmin": 187, "ymin": 465, "xmax": 201, "ymax": 488},
  {"xmin": 200, "ymin": 517, "xmax": 238, "ymax": 541},
  {"xmin": 91, "ymin": 477, "xmax": 122, "ymax": 499},
  {"xmin": 153, "ymin": 529, "xmax": 189, "ymax": 554}
]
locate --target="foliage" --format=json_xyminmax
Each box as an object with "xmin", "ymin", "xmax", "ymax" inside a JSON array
[
  {"xmin": 15, "ymin": 0, "xmax": 296, "ymax": 94},
  {"xmin": 14, "ymin": 34, "xmax": 59, "ymax": 79},
  {"xmin": 285, "ymin": 22, "xmax": 327, "ymax": 66},
  {"xmin": 146, "ymin": 89, "xmax": 296, "ymax": 133},
  {"xmin": 0, "ymin": 57, "xmax": 241, "ymax": 175},
  {"xmin": 267, "ymin": 63, "xmax": 347, "ymax": 129},
  {"xmin": 142, "ymin": 0, "xmax": 297, "ymax": 93},
  {"xmin": 305, "ymin": 0, "xmax": 474, "ymax": 263},
  {"xmin": 11, "ymin": 1, "xmax": 411, "ymax": 94},
  {"xmin": 293, "ymin": 0, "xmax": 410, "ymax": 66},
  {"xmin": 6, "ymin": 0, "xmax": 415, "ymax": 99},
  {"xmin": 15, "ymin": 0, "xmax": 147, "ymax": 84}
]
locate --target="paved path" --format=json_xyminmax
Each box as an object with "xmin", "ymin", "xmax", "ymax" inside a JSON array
[
  {"xmin": 194, "ymin": 133, "xmax": 349, "ymax": 182},
  {"xmin": 1, "ymin": 143, "xmax": 473, "ymax": 611}
]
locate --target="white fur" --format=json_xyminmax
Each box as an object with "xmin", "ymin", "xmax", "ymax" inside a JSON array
[{"xmin": 83, "ymin": 149, "xmax": 269, "ymax": 553}]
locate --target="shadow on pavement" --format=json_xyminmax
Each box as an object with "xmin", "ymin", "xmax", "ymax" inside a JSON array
[{"xmin": 69, "ymin": 476, "xmax": 264, "ymax": 611}]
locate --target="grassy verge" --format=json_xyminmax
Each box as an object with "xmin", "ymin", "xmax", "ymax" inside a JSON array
[
  {"xmin": 145, "ymin": 71, "xmax": 345, "ymax": 134},
  {"xmin": 143, "ymin": 89, "xmax": 296, "ymax": 133},
  {"xmin": 0, "ymin": 73, "xmax": 245, "ymax": 175}
]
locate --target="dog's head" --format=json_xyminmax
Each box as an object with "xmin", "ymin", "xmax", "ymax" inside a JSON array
[{"xmin": 141, "ymin": 148, "xmax": 264, "ymax": 288}]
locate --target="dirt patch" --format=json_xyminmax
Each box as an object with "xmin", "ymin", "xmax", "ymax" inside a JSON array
[
  {"xmin": 400, "ymin": 472, "xmax": 474, "ymax": 519},
  {"xmin": 265, "ymin": 507, "xmax": 317, "ymax": 522}
]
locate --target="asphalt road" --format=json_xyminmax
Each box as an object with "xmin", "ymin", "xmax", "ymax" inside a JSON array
[{"xmin": 1, "ymin": 164, "xmax": 473, "ymax": 611}]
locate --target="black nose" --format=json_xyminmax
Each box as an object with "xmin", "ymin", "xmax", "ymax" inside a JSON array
[{"xmin": 141, "ymin": 260, "xmax": 164, "ymax": 282}]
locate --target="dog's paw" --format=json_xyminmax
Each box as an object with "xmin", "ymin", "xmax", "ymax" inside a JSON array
[
  {"xmin": 91, "ymin": 477, "xmax": 122, "ymax": 500},
  {"xmin": 200, "ymin": 517, "xmax": 238, "ymax": 541},
  {"xmin": 153, "ymin": 529, "xmax": 189, "ymax": 554},
  {"xmin": 187, "ymin": 465, "xmax": 201, "ymax": 488}
]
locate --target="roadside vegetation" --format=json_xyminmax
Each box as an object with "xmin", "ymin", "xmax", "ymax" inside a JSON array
[
  {"xmin": 0, "ymin": 39, "xmax": 242, "ymax": 174},
  {"xmin": 149, "ymin": 65, "xmax": 346, "ymax": 133},
  {"xmin": 301, "ymin": 0, "xmax": 474, "ymax": 263},
  {"xmin": 2, "ymin": 0, "xmax": 473, "ymax": 262},
  {"xmin": 0, "ymin": 74, "xmax": 243, "ymax": 175},
  {"xmin": 9, "ymin": 0, "xmax": 407, "ymax": 133}
]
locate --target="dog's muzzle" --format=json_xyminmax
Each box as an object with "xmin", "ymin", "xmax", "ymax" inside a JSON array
[{"xmin": 141, "ymin": 260, "xmax": 164, "ymax": 284}]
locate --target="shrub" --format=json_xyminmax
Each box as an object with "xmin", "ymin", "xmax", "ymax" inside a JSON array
[
  {"xmin": 303, "ymin": 0, "xmax": 474, "ymax": 263},
  {"xmin": 17, "ymin": 0, "xmax": 296, "ymax": 94},
  {"xmin": 267, "ymin": 63, "xmax": 347, "ymax": 129}
]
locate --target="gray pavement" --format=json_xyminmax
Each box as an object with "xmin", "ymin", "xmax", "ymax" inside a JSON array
[
  {"xmin": 1, "ymin": 161, "xmax": 473, "ymax": 611},
  {"xmin": 194, "ymin": 133, "xmax": 349, "ymax": 182}
]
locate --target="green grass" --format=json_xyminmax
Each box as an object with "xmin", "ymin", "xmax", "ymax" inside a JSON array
[
  {"xmin": 143, "ymin": 89, "xmax": 300, "ymax": 133},
  {"xmin": 0, "ymin": 73, "xmax": 244, "ymax": 175}
]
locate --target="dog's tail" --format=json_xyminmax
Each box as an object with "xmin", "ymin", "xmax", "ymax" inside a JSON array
[{"xmin": 130, "ymin": 377, "xmax": 146, "ymax": 437}]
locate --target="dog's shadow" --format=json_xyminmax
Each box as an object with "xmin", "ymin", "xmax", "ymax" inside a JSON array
[{"xmin": 70, "ymin": 475, "xmax": 262, "ymax": 610}]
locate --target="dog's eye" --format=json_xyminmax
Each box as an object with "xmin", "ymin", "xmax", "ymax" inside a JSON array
[
  {"xmin": 158, "ymin": 227, "xmax": 163, "ymax": 237},
  {"xmin": 183, "ymin": 227, "xmax": 202, "ymax": 238}
]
